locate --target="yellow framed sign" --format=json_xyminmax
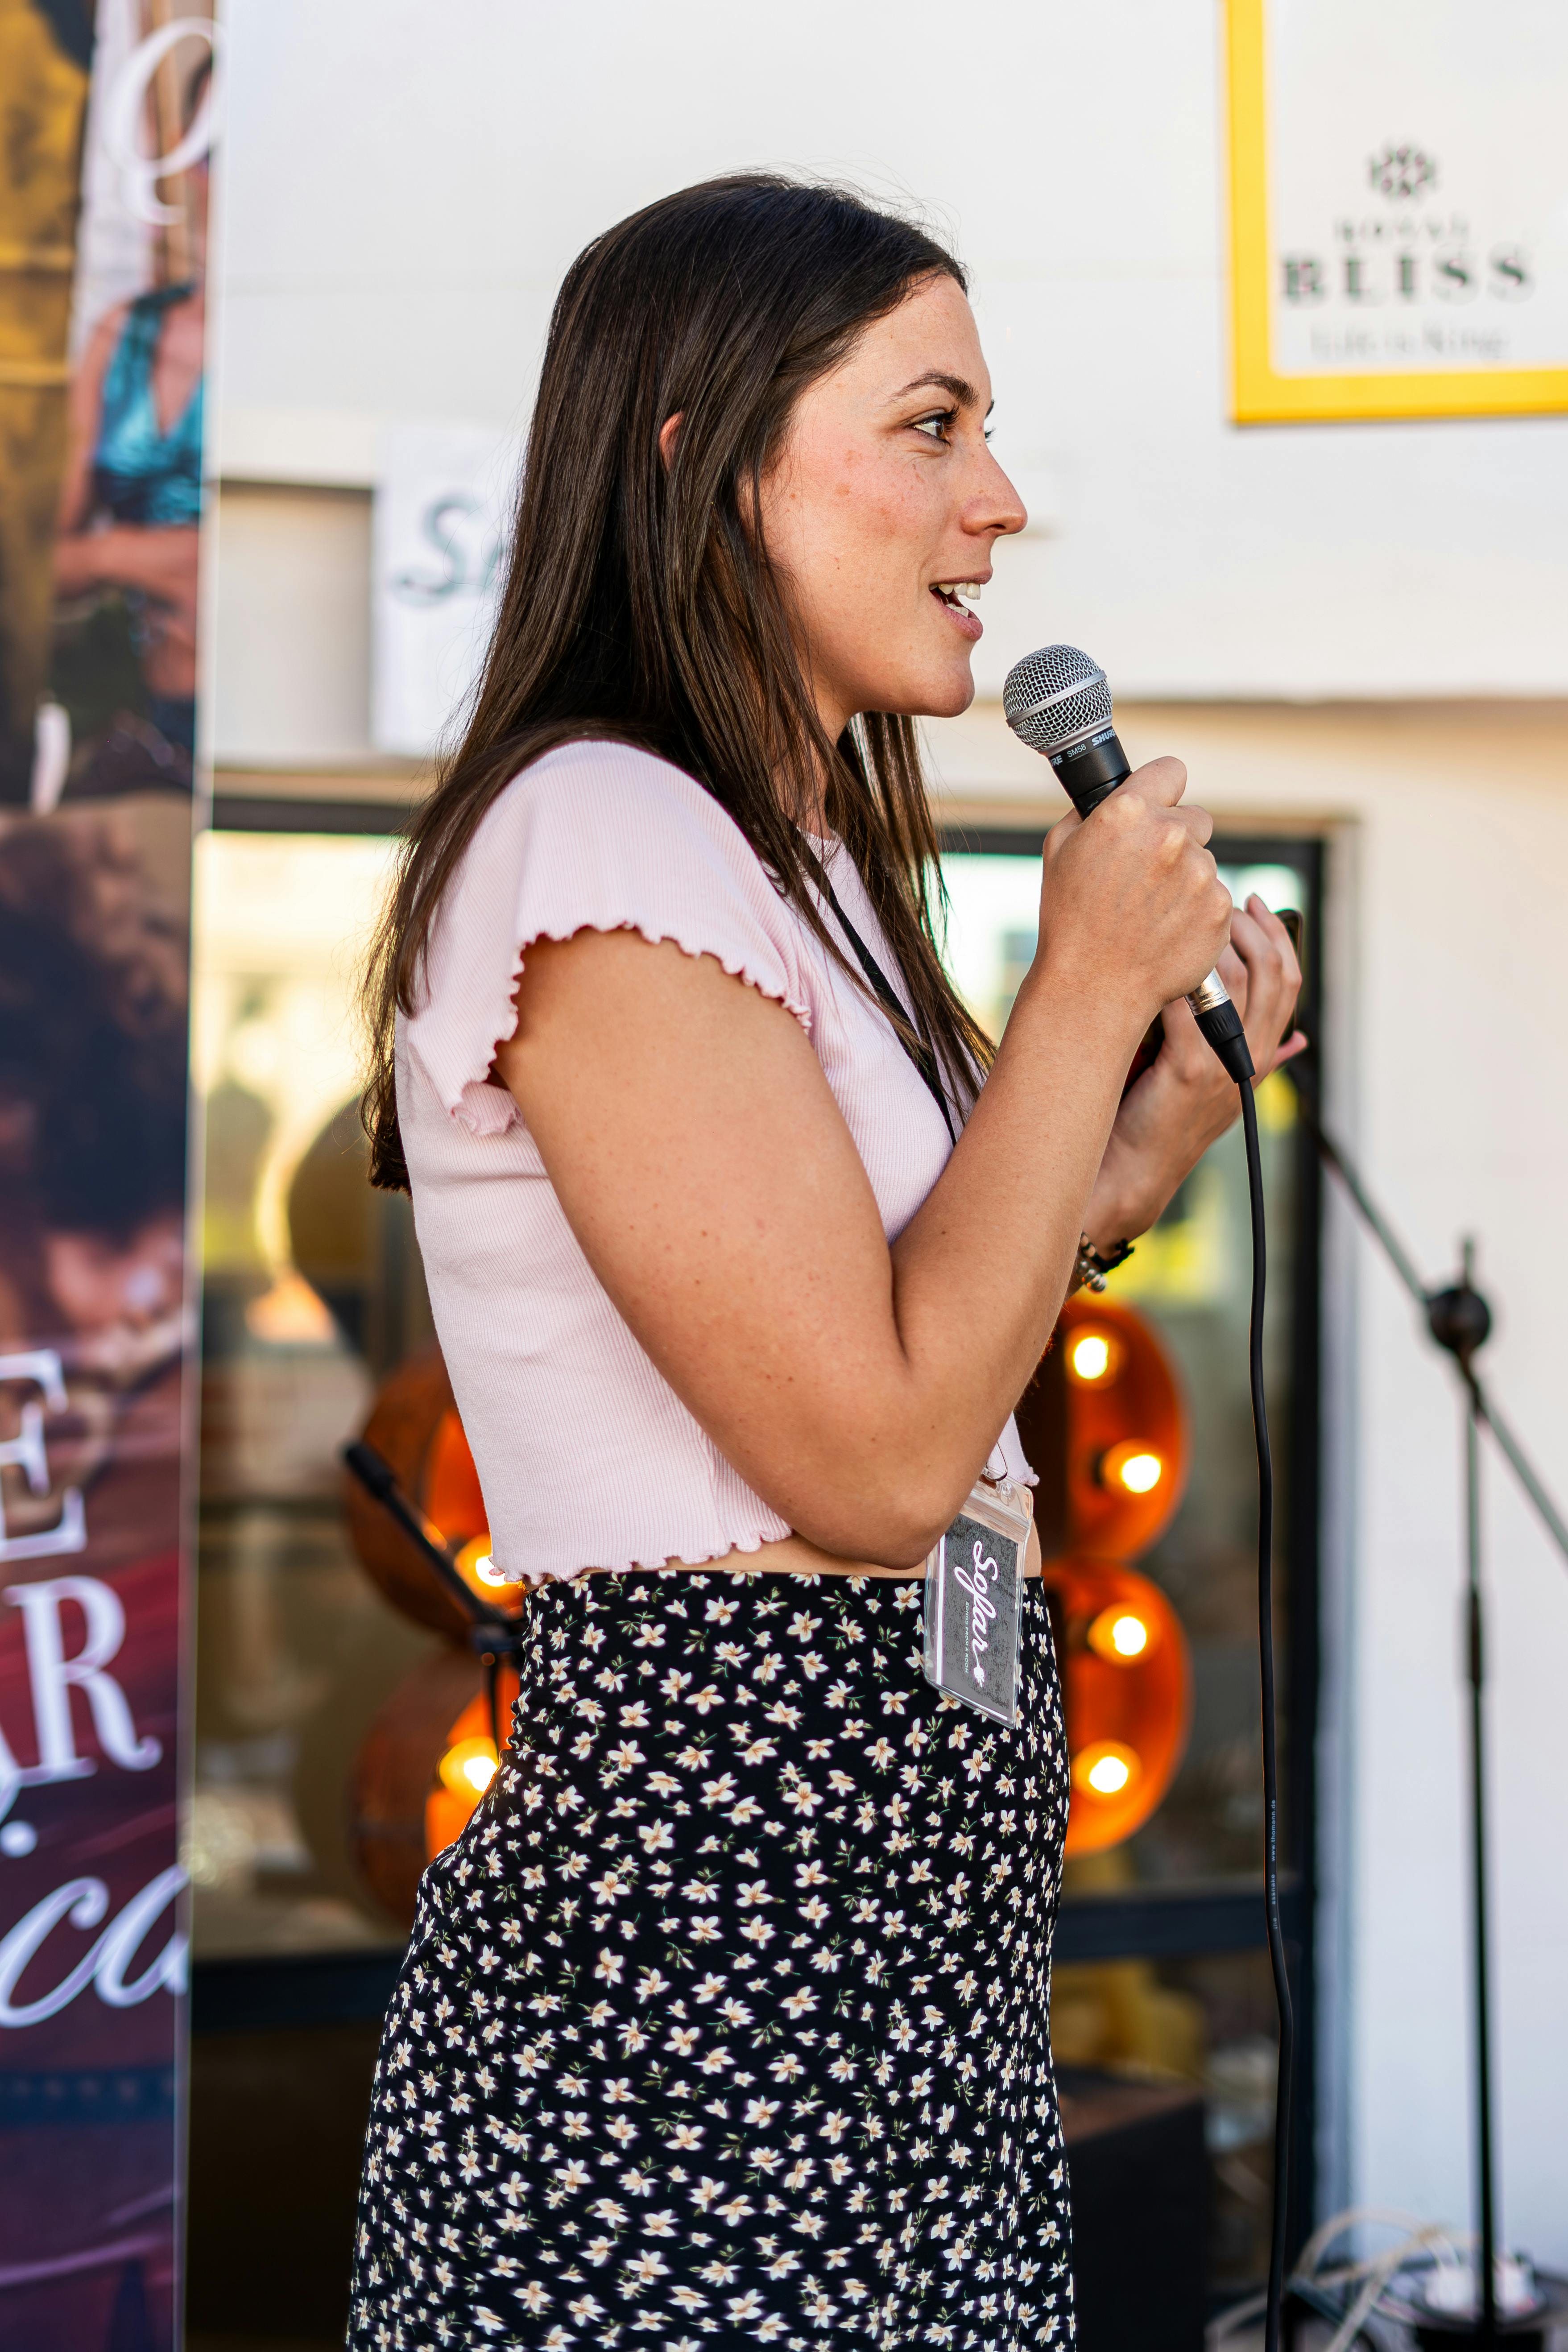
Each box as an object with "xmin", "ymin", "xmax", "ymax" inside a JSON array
[{"xmin": 1226, "ymin": 0, "xmax": 1568, "ymax": 422}]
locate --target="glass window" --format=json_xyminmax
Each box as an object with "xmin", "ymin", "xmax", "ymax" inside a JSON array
[
  {"xmin": 190, "ymin": 831, "xmax": 442, "ymax": 1958},
  {"xmin": 939, "ymin": 841, "xmax": 1310, "ymax": 1888},
  {"xmin": 1058, "ymin": 1947, "xmax": 1284, "ymax": 2294},
  {"xmin": 940, "ymin": 835, "xmax": 1319, "ymax": 2281}
]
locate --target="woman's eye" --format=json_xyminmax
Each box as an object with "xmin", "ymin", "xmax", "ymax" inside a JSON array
[{"xmin": 910, "ymin": 409, "xmax": 954, "ymax": 442}]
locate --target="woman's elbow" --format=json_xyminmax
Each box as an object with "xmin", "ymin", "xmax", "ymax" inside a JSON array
[{"xmin": 787, "ymin": 1459, "xmax": 968, "ymax": 1573}]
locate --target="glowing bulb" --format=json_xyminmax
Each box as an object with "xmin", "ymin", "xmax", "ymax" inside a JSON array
[
  {"xmin": 457, "ymin": 1533, "xmax": 523, "ymax": 1591},
  {"xmin": 1072, "ymin": 1739, "xmax": 1141, "ymax": 1799},
  {"xmin": 1094, "ymin": 1440, "xmax": 1166, "ymax": 1499},
  {"xmin": 1071, "ymin": 1332, "xmax": 1112, "ymax": 1383},
  {"xmin": 439, "ymin": 1736, "xmax": 500, "ymax": 1798},
  {"xmin": 1118, "ymin": 1451, "xmax": 1162, "ymax": 1494},
  {"xmin": 1086, "ymin": 1598, "xmax": 1162, "ymax": 1665}
]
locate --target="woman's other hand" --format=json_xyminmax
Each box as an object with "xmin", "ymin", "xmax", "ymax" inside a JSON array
[
  {"xmin": 1030, "ymin": 756, "xmax": 1233, "ymax": 1032},
  {"xmin": 1081, "ymin": 891, "xmax": 1306, "ymax": 1251}
]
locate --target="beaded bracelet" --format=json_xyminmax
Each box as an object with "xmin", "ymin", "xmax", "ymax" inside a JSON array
[{"xmin": 1072, "ymin": 1232, "xmax": 1134, "ymax": 1294}]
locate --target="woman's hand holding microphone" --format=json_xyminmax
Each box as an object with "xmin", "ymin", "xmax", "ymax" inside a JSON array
[{"xmin": 1020, "ymin": 754, "xmax": 1306, "ymax": 1253}]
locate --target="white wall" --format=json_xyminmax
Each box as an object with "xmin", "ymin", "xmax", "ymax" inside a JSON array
[
  {"xmin": 208, "ymin": 0, "xmax": 1568, "ymax": 2268},
  {"xmin": 212, "ymin": 487, "xmax": 371, "ymax": 765},
  {"xmin": 214, "ymin": 0, "xmax": 1568, "ymax": 700}
]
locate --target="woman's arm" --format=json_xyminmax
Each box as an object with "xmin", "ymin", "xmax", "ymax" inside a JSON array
[
  {"xmin": 496, "ymin": 757, "xmax": 1231, "ymax": 1568},
  {"xmin": 54, "ymin": 521, "xmax": 199, "ymax": 603},
  {"xmin": 55, "ymin": 309, "xmax": 120, "ymax": 542}
]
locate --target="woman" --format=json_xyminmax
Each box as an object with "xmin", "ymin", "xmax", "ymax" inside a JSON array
[
  {"xmin": 351, "ymin": 176, "xmax": 1300, "ymax": 2349},
  {"xmin": 53, "ymin": 136, "xmax": 207, "ymax": 770}
]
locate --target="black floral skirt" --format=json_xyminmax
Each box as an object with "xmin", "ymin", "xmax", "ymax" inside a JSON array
[{"xmin": 348, "ymin": 1568, "xmax": 1075, "ymax": 2350}]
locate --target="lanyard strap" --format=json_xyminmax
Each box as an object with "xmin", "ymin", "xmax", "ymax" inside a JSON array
[{"xmin": 811, "ymin": 856, "xmax": 957, "ymax": 1145}]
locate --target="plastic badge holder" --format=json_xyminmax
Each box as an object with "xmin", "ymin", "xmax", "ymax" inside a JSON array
[{"xmin": 922, "ymin": 1476, "xmax": 1034, "ymax": 1726}]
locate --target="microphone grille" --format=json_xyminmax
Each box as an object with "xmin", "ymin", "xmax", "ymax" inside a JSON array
[{"xmin": 1002, "ymin": 643, "xmax": 1113, "ymax": 756}]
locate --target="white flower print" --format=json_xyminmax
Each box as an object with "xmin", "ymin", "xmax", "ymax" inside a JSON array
[{"xmin": 348, "ymin": 1570, "xmax": 1075, "ymax": 2349}]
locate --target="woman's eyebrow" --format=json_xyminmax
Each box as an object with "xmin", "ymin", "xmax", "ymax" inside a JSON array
[{"xmin": 889, "ymin": 369, "xmax": 993, "ymax": 415}]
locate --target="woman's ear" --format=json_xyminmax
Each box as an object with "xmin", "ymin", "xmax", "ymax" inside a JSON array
[{"xmin": 658, "ymin": 411, "xmax": 683, "ymax": 470}]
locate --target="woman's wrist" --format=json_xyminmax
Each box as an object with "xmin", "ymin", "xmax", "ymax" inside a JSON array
[
  {"xmin": 1013, "ymin": 949, "xmax": 1154, "ymax": 1067},
  {"xmin": 1081, "ymin": 1157, "xmax": 1157, "ymax": 1257}
]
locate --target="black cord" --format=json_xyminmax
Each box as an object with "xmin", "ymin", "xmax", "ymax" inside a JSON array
[
  {"xmin": 809, "ymin": 853, "xmax": 958, "ymax": 1144},
  {"xmin": 341, "ymin": 1440, "xmax": 524, "ymax": 1757},
  {"xmin": 1240, "ymin": 1079, "xmax": 1294, "ymax": 2352},
  {"xmin": 484, "ymin": 1647, "xmax": 503, "ymax": 1762}
]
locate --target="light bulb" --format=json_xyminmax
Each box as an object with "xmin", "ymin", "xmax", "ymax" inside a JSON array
[
  {"xmin": 1070, "ymin": 1332, "xmax": 1112, "ymax": 1384},
  {"xmin": 1094, "ymin": 1441, "xmax": 1166, "ymax": 1498},
  {"xmin": 458, "ymin": 1533, "xmax": 523, "ymax": 1590},
  {"xmin": 1072, "ymin": 1739, "xmax": 1141, "ymax": 1799},
  {"xmin": 1118, "ymin": 1451, "xmax": 1161, "ymax": 1494},
  {"xmin": 1087, "ymin": 1603, "xmax": 1155, "ymax": 1663},
  {"xmin": 439, "ymin": 1735, "xmax": 500, "ymax": 1799}
]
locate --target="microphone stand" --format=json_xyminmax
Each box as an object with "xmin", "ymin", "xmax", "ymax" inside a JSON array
[
  {"xmin": 342, "ymin": 1438, "xmax": 524, "ymax": 1760},
  {"xmin": 1289, "ymin": 1064, "xmax": 1568, "ymax": 2350}
]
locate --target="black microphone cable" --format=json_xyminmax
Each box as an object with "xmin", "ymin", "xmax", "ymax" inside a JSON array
[
  {"xmin": 1003, "ymin": 642, "xmax": 1296, "ymax": 2352},
  {"xmin": 1240, "ymin": 1075, "xmax": 1293, "ymax": 2352}
]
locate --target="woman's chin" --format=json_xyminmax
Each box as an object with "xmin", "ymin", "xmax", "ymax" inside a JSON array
[
  {"xmin": 911, "ymin": 663, "xmax": 977, "ymax": 721},
  {"xmin": 859, "ymin": 652, "xmax": 978, "ymax": 724}
]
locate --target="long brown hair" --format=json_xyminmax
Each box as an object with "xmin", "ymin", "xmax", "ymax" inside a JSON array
[{"xmin": 364, "ymin": 173, "xmax": 994, "ymax": 1190}]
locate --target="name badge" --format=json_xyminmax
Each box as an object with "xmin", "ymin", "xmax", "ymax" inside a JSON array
[{"xmin": 922, "ymin": 1478, "xmax": 1034, "ymax": 1726}]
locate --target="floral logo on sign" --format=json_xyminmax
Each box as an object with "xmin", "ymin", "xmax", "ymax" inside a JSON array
[{"xmin": 1368, "ymin": 142, "xmax": 1436, "ymax": 201}]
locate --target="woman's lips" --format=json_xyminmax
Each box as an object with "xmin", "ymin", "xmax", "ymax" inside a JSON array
[{"xmin": 931, "ymin": 584, "xmax": 983, "ymax": 642}]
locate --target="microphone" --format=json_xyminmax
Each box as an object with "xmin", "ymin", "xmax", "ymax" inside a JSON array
[{"xmin": 1003, "ymin": 643, "xmax": 1255, "ymax": 1084}]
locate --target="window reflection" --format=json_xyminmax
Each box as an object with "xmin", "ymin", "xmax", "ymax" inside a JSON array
[
  {"xmin": 939, "ymin": 848, "xmax": 1303, "ymax": 1885},
  {"xmin": 190, "ymin": 831, "xmax": 439, "ymax": 1956},
  {"xmin": 939, "ymin": 842, "xmax": 1312, "ymax": 2290},
  {"xmin": 188, "ymin": 810, "xmax": 1313, "ymax": 2232}
]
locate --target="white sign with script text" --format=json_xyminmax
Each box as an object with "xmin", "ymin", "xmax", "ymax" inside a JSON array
[{"xmin": 372, "ymin": 424, "xmax": 516, "ymax": 757}]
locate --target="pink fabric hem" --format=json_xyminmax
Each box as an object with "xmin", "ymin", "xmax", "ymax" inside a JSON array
[{"xmin": 535, "ymin": 1530, "xmax": 782, "ymax": 1583}]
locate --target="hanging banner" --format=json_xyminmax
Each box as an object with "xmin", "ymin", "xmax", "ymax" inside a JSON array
[
  {"xmin": 1225, "ymin": 0, "xmax": 1568, "ymax": 422},
  {"xmin": 0, "ymin": 3, "xmax": 216, "ymax": 2343}
]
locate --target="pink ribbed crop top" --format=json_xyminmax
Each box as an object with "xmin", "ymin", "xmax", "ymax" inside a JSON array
[{"xmin": 397, "ymin": 738, "xmax": 1033, "ymax": 1579}]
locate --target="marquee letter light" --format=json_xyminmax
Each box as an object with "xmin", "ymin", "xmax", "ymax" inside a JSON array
[
  {"xmin": 343, "ymin": 1348, "xmax": 522, "ymax": 1922},
  {"xmin": 1017, "ymin": 1294, "xmax": 1195, "ymax": 1855},
  {"xmin": 350, "ymin": 1647, "xmax": 521, "ymax": 1926},
  {"xmin": 1047, "ymin": 1558, "xmax": 1192, "ymax": 1856},
  {"xmin": 424, "ymin": 1679, "xmax": 521, "ymax": 1864},
  {"xmin": 341, "ymin": 1344, "xmax": 512, "ymax": 1637},
  {"xmin": 1054, "ymin": 1293, "xmax": 1189, "ymax": 1560}
]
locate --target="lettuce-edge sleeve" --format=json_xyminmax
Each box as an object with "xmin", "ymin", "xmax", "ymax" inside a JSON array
[{"xmin": 403, "ymin": 740, "xmax": 815, "ymax": 1137}]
